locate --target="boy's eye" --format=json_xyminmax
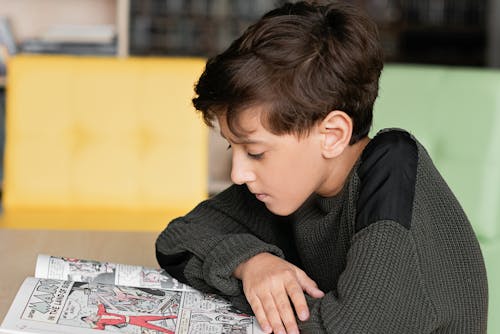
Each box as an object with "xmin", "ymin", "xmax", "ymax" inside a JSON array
[
  {"xmin": 226, "ymin": 143, "xmax": 263, "ymax": 160},
  {"xmin": 247, "ymin": 152, "xmax": 264, "ymax": 160}
]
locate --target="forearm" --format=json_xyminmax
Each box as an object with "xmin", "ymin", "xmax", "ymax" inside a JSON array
[
  {"xmin": 298, "ymin": 221, "xmax": 436, "ymax": 333},
  {"xmin": 157, "ymin": 227, "xmax": 284, "ymax": 294},
  {"xmin": 186, "ymin": 234, "xmax": 284, "ymax": 295},
  {"xmin": 156, "ymin": 185, "xmax": 285, "ymax": 294}
]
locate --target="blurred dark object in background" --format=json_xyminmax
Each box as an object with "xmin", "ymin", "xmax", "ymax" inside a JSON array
[{"xmin": 129, "ymin": 0, "xmax": 493, "ymax": 67}]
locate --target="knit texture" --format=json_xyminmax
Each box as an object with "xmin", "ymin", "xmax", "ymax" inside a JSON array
[{"xmin": 156, "ymin": 129, "xmax": 488, "ymax": 333}]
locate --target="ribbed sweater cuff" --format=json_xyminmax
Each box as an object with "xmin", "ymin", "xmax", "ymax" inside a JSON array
[{"xmin": 185, "ymin": 233, "xmax": 284, "ymax": 296}]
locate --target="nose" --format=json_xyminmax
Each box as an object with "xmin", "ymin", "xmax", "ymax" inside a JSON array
[{"xmin": 230, "ymin": 152, "xmax": 256, "ymax": 185}]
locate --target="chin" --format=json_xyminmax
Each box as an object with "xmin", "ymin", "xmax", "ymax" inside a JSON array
[{"xmin": 265, "ymin": 203, "xmax": 297, "ymax": 216}]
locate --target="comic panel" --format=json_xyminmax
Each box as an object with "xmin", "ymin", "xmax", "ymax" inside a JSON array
[
  {"xmin": 22, "ymin": 279, "xmax": 180, "ymax": 334},
  {"xmin": 36, "ymin": 255, "xmax": 190, "ymax": 291},
  {"xmin": 178, "ymin": 292, "xmax": 260, "ymax": 334}
]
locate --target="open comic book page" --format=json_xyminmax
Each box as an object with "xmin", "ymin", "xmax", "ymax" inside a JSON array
[
  {"xmin": 35, "ymin": 255, "xmax": 191, "ymax": 292},
  {"xmin": 1, "ymin": 278, "xmax": 264, "ymax": 334}
]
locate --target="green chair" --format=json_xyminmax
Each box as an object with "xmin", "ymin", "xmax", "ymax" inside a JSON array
[{"xmin": 371, "ymin": 64, "xmax": 500, "ymax": 332}]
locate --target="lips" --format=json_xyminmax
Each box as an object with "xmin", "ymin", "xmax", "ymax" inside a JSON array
[{"xmin": 255, "ymin": 193, "xmax": 268, "ymax": 201}]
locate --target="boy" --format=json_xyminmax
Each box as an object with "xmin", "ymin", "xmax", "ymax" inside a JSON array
[{"xmin": 156, "ymin": 1, "xmax": 488, "ymax": 333}]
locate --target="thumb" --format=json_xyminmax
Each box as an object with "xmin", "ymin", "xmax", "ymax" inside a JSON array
[{"xmin": 294, "ymin": 268, "xmax": 325, "ymax": 298}]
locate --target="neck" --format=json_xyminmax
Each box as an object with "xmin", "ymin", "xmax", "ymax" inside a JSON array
[{"xmin": 317, "ymin": 136, "xmax": 370, "ymax": 197}]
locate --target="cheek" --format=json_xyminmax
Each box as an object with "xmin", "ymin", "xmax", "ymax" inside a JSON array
[
  {"xmin": 256, "ymin": 138, "xmax": 324, "ymax": 212},
  {"xmin": 286, "ymin": 150, "xmax": 322, "ymax": 184},
  {"xmin": 263, "ymin": 160, "xmax": 302, "ymax": 188},
  {"xmin": 269, "ymin": 158, "xmax": 321, "ymax": 209}
]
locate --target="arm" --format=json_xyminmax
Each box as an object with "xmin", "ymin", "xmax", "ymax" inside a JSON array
[
  {"xmin": 298, "ymin": 220, "xmax": 437, "ymax": 333},
  {"xmin": 235, "ymin": 222, "xmax": 435, "ymax": 334},
  {"xmin": 155, "ymin": 184, "xmax": 286, "ymax": 297}
]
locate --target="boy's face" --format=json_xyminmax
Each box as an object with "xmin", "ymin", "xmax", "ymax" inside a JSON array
[{"xmin": 218, "ymin": 107, "xmax": 328, "ymax": 216}]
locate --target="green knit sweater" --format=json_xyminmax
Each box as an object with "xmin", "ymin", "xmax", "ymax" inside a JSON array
[{"xmin": 156, "ymin": 129, "xmax": 488, "ymax": 333}]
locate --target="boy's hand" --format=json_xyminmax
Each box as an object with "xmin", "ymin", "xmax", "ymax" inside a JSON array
[{"xmin": 234, "ymin": 253, "xmax": 324, "ymax": 334}]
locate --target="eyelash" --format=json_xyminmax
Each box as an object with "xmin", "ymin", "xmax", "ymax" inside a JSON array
[
  {"xmin": 226, "ymin": 144, "xmax": 264, "ymax": 160},
  {"xmin": 248, "ymin": 152, "xmax": 264, "ymax": 160}
]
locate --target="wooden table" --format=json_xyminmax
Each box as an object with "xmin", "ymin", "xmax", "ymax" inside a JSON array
[{"xmin": 0, "ymin": 228, "xmax": 159, "ymax": 323}]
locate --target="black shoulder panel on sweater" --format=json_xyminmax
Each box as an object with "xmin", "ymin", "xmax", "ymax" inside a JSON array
[{"xmin": 356, "ymin": 130, "xmax": 418, "ymax": 232}]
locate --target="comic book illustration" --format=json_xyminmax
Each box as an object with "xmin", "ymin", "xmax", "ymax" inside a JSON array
[
  {"xmin": 35, "ymin": 255, "xmax": 191, "ymax": 292},
  {"xmin": 174, "ymin": 290, "xmax": 259, "ymax": 334},
  {"xmin": 1, "ymin": 278, "xmax": 264, "ymax": 334}
]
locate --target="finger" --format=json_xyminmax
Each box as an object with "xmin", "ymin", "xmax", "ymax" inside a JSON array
[
  {"xmin": 285, "ymin": 280, "xmax": 309, "ymax": 321},
  {"xmin": 295, "ymin": 269, "xmax": 325, "ymax": 298},
  {"xmin": 247, "ymin": 295, "xmax": 272, "ymax": 333},
  {"xmin": 261, "ymin": 292, "xmax": 286, "ymax": 334},
  {"xmin": 305, "ymin": 285, "xmax": 325, "ymax": 298},
  {"xmin": 273, "ymin": 288, "xmax": 300, "ymax": 334},
  {"xmin": 307, "ymin": 287, "xmax": 325, "ymax": 298}
]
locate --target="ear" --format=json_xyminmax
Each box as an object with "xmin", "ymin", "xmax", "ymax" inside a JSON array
[{"xmin": 318, "ymin": 110, "xmax": 353, "ymax": 158}]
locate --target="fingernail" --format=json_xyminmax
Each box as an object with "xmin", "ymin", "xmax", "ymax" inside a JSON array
[{"xmin": 299, "ymin": 310, "xmax": 309, "ymax": 320}]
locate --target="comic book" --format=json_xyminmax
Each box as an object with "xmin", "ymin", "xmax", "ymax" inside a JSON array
[{"xmin": 0, "ymin": 255, "xmax": 264, "ymax": 334}]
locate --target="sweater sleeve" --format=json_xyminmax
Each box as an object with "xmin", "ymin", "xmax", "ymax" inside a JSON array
[
  {"xmin": 298, "ymin": 220, "xmax": 437, "ymax": 333},
  {"xmin": 155, "ymin": 184, "xmax": 285, "ymax": 297}
]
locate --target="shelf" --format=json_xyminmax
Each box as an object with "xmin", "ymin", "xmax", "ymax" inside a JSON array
[
  {"xmin": 0, "ymin": 0, "xmax": 130, "ymax": 57},
  {"xmin": 360, "ymin": 0, "xmax": 490, "ymax": 66}
]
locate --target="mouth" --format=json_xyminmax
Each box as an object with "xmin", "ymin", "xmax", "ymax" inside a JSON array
[{"xmin": 254, "ymin": 193, "xmax": 269, "ymax": 202}]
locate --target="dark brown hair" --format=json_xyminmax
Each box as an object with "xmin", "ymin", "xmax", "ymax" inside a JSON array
[{"xmin": 193, "ymin": 1, "xmax": 384, "ymax": 144}]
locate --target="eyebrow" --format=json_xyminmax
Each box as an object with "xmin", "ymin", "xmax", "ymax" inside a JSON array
[{"xmin": 219, "ymin": 132, "xmax": 264, "ymax": 145}]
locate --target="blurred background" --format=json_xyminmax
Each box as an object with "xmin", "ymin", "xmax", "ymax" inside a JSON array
[
  {"xmin": 2, "ymin": 0, "xmax": 495, "ymax": 63},
  {"xmin": 1, "ymin": 0, "xmax": 499, "ymax": 197}
]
